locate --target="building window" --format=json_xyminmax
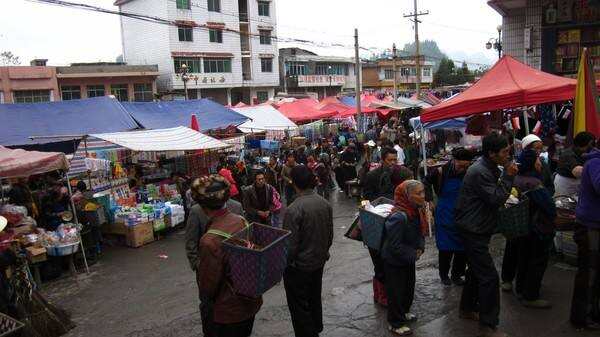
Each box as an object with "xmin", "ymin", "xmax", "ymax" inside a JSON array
[
  {"xmin": 256, "ymin": 91, "xmax": 269, "ymax": 103},
  {"xmin": 384, "ymin": 69, "xmax": 394, "ymax": 80},
  {"xmin": 111, "ymin": 84, "xmax": 128, "ymax": 102},
  {"xmin": 204, "ymin": 58, "xmax": 232, "ymax": 73},
  {"xmin": 13, "ymin": 90, "xmax": 51, "ymax": 103},
  {"xmin": 410, "ymin": 67, "xmax": 417, "ymax": 76},
  {"xmin": 134, "ymin": 83, "xmax": 153, "ymax": 102},
  {"xmin": 259, "ymin": 30, "xmax": 271, "ymax": 45},
  {"xmin": 286, "ymin": 62, "xmax": 306, "ymax": 76},
  {"xmin": 61, "ymin": 85, "xmax": 81, "ymax": 100},
  {"xmin": 260, "ymin": 58, "xmax": 273, "ymax": 72},
  {"xmin": 315, "ymin": 64, "xmax": 348, "ymax": 75},
  {"xmin": 174, "ymin": 57, "xmax": 202, "ymax": 73},
  {"xmin": 422, "ymin": 67, "xmax": 431, "ymax": 77},
  {"xmin": 178, "ymin": 27, "xmax": 193, "ymax": 42},
  {"xmin": 87, "ymin": 85, "xmax": 105, "ymax": 98},
  {"xmin": 176, "ymin": 0, "xmax": 190, "ymax": 9},
  {"xmin": 209, "ymin": 29, "xmax": 223, "ymax": 43},
  {"xmin": 207, "ymin": 0, "xmax": 220, "ymax": 12},
  {"xmin": 258, "ymin": 1, "xmax": 270, "ymax": 16}
]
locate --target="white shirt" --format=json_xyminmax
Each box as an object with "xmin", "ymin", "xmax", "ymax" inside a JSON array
[{"xmin": 394, "ymin": 145, "xmax": 405, "ymax": 165}]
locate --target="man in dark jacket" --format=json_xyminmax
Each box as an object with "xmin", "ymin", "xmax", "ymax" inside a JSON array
[
  {"xmin": 363, "ymin": 147, "xmax": 398, "ymax": 201},
  {"xmin": 571, "ymin": 148, "xmax": 600, "ymax": 330},
  {"xmin": 283, "ymin": 165, "xmax": 333, "ymax": 337},
  {"xmin": 242, "ymin": 171, "xmax": 274, "ymax": 224},
  {"xmin": 455, "ymin": 132, "xmax": 518, "ymax": 337}
]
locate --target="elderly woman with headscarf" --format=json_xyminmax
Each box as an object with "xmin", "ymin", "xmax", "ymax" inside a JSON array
[
  {"xmin": 381, "ymin": 180, "xmax": 426, "ymax": 335},
  {"xmin": 195, "ymin": 175, "xmax": 262, "ymax": 337}
]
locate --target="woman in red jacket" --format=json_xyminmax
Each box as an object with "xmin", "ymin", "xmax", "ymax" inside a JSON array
[{"xmin": 218, "ymin": 164, "xmax": 239, "ymax": 200}]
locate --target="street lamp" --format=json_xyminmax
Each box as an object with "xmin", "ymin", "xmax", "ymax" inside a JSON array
[
  {"xmin": 176, "ymin": 63, "xmax": 198, "ymax": 100},
  {"xmin": 328, "ymin": 65, "xmax": 333, "ymax": 97},
  {"xmin": 485, "ymin": 25, "xmax": 503, "ymax": 59}
]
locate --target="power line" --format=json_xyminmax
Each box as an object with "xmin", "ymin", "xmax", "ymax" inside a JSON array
[{"xmin": 24, "ymin": 0, "xmax": 492, "ymax": 67}]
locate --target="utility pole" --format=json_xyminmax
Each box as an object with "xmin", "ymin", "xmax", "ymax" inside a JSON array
[
  {"xmin": 354, "ymin": 28, "xmax": 362, "ymax": 130},
  {"xmin": 403, "ymin": 0, "xmax": 429, "ymax": 97},
  {"xmin": 392, "ymin": 43, "xmax": 398, "ymax": 103}
]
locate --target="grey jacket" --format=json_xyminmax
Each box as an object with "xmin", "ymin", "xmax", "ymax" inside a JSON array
[
  {"xmin": 283, "ymin": 190, "xmax": 333, "ymax": 271},
  {"xmin": 184, "ymin": 199, "xmax": 244, "ymax": 271},
  {"xmin": 455, "ymin": 156, "xmax": 514, "ymax": 235}
]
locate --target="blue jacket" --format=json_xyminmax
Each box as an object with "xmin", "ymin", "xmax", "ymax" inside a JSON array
[
  {"xmin": 381, "ymin": 211, "xmax": 425, "ymax": 267},
  {"xmin": 576, "ymin": 149, "xmax": 600, "ymax": 229}
]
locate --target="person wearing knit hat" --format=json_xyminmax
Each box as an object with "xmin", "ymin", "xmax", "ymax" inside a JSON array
[
  {"xmin": 424, "ymin": 147, "xmax": 474, "ymax": 287},
  {"xmin": 521, "ymin": 134, "xmax": 542, "ymax": 152}
]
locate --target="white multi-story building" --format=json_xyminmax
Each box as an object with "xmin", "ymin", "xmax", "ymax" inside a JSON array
[{"xmin": 116, "ymin": 0, "xmax": 279, "ymax": 105}]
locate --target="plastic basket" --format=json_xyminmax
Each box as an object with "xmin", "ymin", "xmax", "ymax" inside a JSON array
[
  {"xmin": 359, "ymin": 197, "xmax": 394, "ymax": 250},
  {"xmin": 46, "ymin": 242, "xmax": 80, "ymax": 256},
  {"xmin": 496, "ymin": 198, "xmax": 530, "ymax": 240},
  {"xmin": 0, "ymin": 312, "xmax": 23, "ymax": 337},
  {"xmin": 222, "ymin": 223, "xmax": 291, "ymax": 298}
]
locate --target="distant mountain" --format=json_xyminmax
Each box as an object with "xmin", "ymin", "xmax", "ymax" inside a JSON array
[{"xmin": 401, "ymin": 40, "xmax": 447, "ymax": 71}]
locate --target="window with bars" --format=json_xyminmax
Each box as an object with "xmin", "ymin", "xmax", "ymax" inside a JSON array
[
  {"xmin": 400, "ymin": 67, "xmax": 410, "ymax": 76},
  {"xmin": 257, "ymin": 91, "xmax": 269, "ymax": 103},
  {"xmin": 258, "ymin": 1, "xmax": 270, "ymax": 16},
  {"xmin": 286, "ymin": 62, "xmax": 306, "ymax": 76},
  {"xmin": 13, "ymin": 90, "xmax": 50, "ymax": 103},
  {"xmin": 384, "ymin": 69, "xmax": 394, "ymax": 80},
  {"xmin": 174, "ymin": 57, "xmax": 202, "ymax": 73},
  {"xmin": 209, "ymin": 29, "xmax": 223, "ymax": 43},
  {"xmin": 204, "ymin": 58, "xmax": 232, "ymax": 73},
  {"xmin": 259, "ymin": 30, "xmax": 271, "ymax": 45},
  {"xmin": 176, "ymin": 0, "xmax": 190, "ymax": 9},
  {"xmin": 410, "ymin": 67, "xmax": 417, "ymax": 76},
  {"xmin": 178, "ymin": 27, "xmax": 193, "ymax": 42},
  {"xmin": 422, "ymin": 67, "xmax": 432, "ymax": 77},
  {"xmin": 315, "ymin": 64, "xmax": 348, "ymax": 75},
  {"xmin": 61, "ymin": 85, "xmax": 81, "ymax": 100},
  {"xmin": 87, "ymin": 85, "xmax": 105, "ymax": 98},
  {"xmin": 207, "ymin": 0, "xmax": 220, "ymax": 12},
  {"xmin": 134, "ymin": 83, "xmax": 154, "ymax": 102},
  {"xmin": 260, "ymin": 58, "xmax": 273, "ymax": 72},
  {"xmin": 111, "ymin": 84, "xmax": 128, "ymax": 102}
]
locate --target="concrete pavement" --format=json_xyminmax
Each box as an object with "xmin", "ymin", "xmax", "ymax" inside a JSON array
[{"xmin": 43, "ymin": 192, "xmax": 595, "ymax": 337}]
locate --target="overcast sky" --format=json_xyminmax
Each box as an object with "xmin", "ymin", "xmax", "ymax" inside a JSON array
[{"xmin": 1, "ymin": 0, "xmax": 502, "ymax": 66}]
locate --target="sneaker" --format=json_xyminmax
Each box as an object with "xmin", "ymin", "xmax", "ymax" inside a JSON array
[
  {"xmin": 441, "ymin": 277, "xmax": 452, "ymax": 286},
  {"xmin": 501, "ymin": 282, "xmax": 513, "ymax": 292},
  {"xmin": 403, "ymin": 313, "xmax": 418, "ymax": 322},
  {"xmin": 389, "ymin": 325, "xmax": 412, "ymax": 336},
  {"xmin": 572, "ymin": 320, "xmax": 600, "ymax": 331},
  {"xmin": 478, "ymin": 326, "xmax": 509, "ymax": 337},
  {"xmin": 459, "ymin": 311, "xmax": 479, "ymax": 321},
  {"xmin": 521, "ymin": 299, "xmax": 552, "ymax": 309}
]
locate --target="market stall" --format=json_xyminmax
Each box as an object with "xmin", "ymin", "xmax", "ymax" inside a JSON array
[{"xmin": 0, "ymin": 145, "xmax": 90, "ymax": 282}]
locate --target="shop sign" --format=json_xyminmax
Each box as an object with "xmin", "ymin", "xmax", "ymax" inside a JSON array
[
  {"xmin": 296, "ymin": 75, "xmax": 345, "ymax": 87},
  {"xmin": 199, "ymin": 76, "xmax": 226, "ymax": 84},
  {"xmin": 544, "ymin": 0, "xmax": 600, "ymax": 25}
]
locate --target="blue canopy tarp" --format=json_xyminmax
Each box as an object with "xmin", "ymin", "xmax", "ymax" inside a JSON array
[
  {"xmin": 340, "ymin": 96, "xmax": 356, "ymax": 107},
  {"xmin": 0, "ymin": 96, "xmax": 140, "ymax": 146},
  {"xmin": 122, "ymin": 99, "xmax": 249, "ymax": 131},
  {"xmin": 409, "ymin": 116, "xmax": 467, "ymax": 130}
]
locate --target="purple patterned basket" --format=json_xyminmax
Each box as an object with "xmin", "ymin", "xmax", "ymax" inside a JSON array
[{"xmin": 222, "ymin": 223, "xmax": 291, "ymax": 298}]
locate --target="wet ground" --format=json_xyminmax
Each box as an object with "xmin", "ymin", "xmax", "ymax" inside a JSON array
[{"xmin": 43, "ymin": 192, "xmax": 594, "ymax": 337}]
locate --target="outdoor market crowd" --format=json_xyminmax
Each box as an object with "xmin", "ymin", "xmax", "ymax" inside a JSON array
[{"xmin": 179, "ymin": 115, "xmax": 600, "ymax": 337}]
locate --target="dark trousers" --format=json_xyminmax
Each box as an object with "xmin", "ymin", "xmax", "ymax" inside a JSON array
[
  {"xmin": 459, "ymin": 231, "xmax": 500, "ymax": 328},
  {"xmin": 384, "ymin": 263, "xmax": 416, "ymax": 328},
  {"xmin": 571, "ymin": 225, "xmax": 600, "ymax": 326},
  {"xmin": 199, "ymin": 295, "xmax": 216, "ymax": 337},
  {"xmin": 213, "ymin": 318, "xmax": 255, "ymax": 337},
  {"xmin": 285, "ymin": 185, "xmax": 296, "ymax": 206},
  {"xmin": 438, "ymin": 250, "xmax": 467, "ymax": 280},
  {"xmin": 515, "ymin": 233, "xmax": 552, "ymax": 300},
  {"xmin": 284, "ymin": 266, "xmax": 324, "ymax": 337},
  {"xmin": 369, "ymin": 248, "xmax": 385, "ymax": 282},
  {"xmin": 316, "ymin": 185, "xmax": 330, "ymax": 200},
  {"xmin": 501, "ymin": 238, "xmax": 520, "ymax": 283}
]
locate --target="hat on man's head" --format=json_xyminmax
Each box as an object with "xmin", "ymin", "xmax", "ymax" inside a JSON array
[{"xmin": 521, "ymin": 134, "xmax": 542, "ymax": 150}]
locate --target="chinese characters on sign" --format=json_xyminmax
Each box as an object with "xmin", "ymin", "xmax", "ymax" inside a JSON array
[
  {"xmin": 199, "ymin": 76, "xmax": 226, "ymax": 84},
  {"xmin": 296, "ymin": 75, "xmax": 346, "ymax": 87}
]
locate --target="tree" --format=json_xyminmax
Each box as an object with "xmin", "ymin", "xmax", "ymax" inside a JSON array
[
  {"xmin": 433, "ymin": 57, "xmax": 455, "ymax": 87},
  {"xmin": 0, "ymin": 51, "xmax": 21, "ymax": 66}
]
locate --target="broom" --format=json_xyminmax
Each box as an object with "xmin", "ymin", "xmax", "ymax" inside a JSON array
[{"xmin": 10, "ymin": 255, "xmax": 75, "ymax": 337}]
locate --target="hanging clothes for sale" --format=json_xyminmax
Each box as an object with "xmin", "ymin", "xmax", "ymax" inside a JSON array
[{"xmin": 539, "ymin": 104, "xmax": 558, "ymax": 138}]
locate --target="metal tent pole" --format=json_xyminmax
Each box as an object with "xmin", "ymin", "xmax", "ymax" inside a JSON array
[{"xmin": 65, "ymin": 172, "xmax": 90, "ymax": 274}]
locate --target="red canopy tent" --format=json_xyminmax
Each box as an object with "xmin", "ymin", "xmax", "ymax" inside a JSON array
[
  {"xmin": 421, "ymin": 55, "xmax": 581, "ymax": 123},
  {"xmin": 276, "ymin": 100, "xmax": 336, "ymax": 122},
  {"xmin": 0, "ymin": 145, "xmax": 69, "ymax": 178}
]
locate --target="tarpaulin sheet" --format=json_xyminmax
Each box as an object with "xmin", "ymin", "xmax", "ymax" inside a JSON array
[
  {"xmin": 0, "ymin": 96, "xmax": 140, "ymax": 146},
  {"xmin": 122, "ymin": 99, "xmax": 249, "ymax": 131},
  {"xmin": 0, "ymin": 146, "xmax": 69, "ymax": 178},
  {"xmin": 90, "ymin": 126, "xmax": 230, "ymax": 152},
  {"xmin": 421, "ymin": 55, "xmax": 582, "ymax": 122},
  {"xmin": 275, "ymin": 100, "xmax": 336, "ymax": 122},
  {"xmin": 339, "ymin": 96, "xmax": 382, "ymax": 114},
  {"xmin": 233, "ymin": 105, "xmax": 297, "ymax": 132}
]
